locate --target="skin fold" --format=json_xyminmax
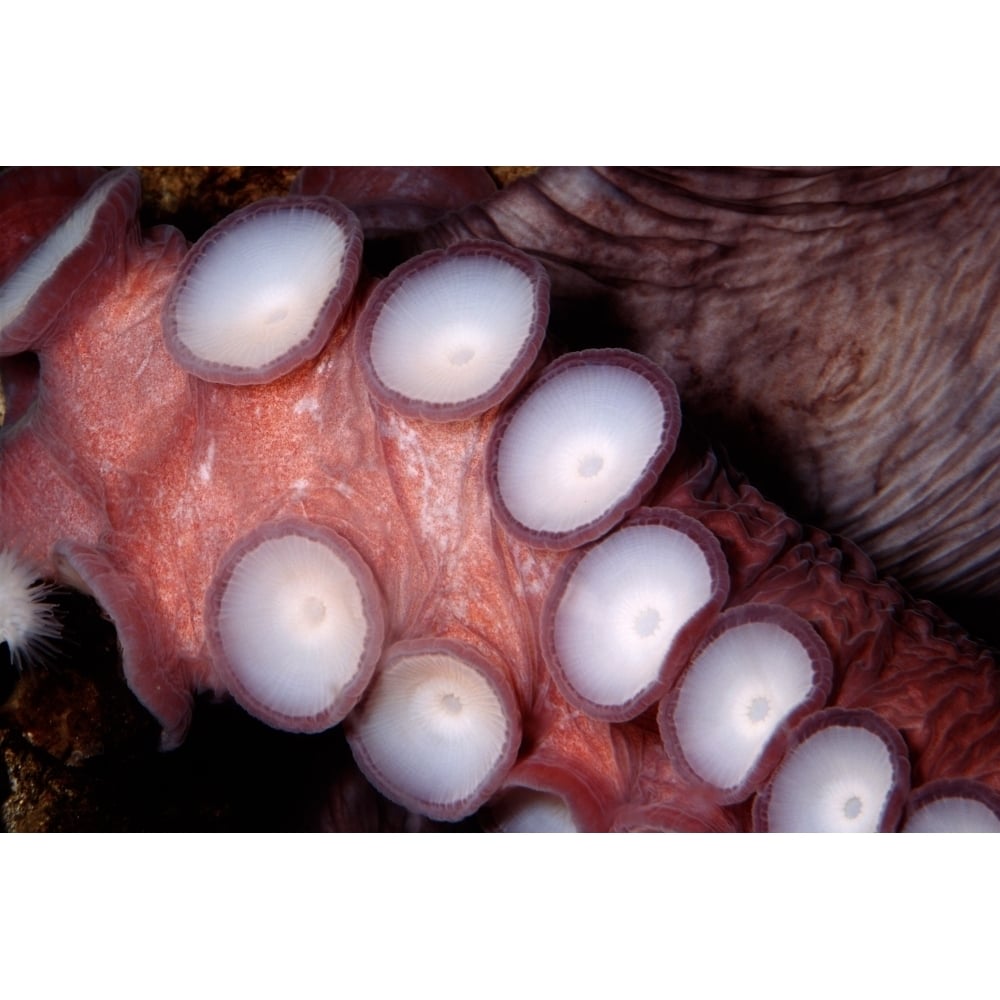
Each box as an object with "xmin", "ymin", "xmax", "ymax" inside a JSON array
[
  {"xmin": 1, "ymin": 166, "xmax": 999, "ymax": 831},
  {"xmin": 418, "ymin": 167, "xmax": 1000, "ymax": 641}
]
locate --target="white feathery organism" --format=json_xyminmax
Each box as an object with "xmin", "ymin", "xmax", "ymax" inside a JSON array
[{"xmin": 0, "ymin": 548, "xmax": 61, "ymax": 669}]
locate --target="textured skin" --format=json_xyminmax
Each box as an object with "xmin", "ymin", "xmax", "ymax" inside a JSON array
[
  {"xmin": 492, "ymin": 433, "xmax": 1000, "ymax": 831},
  {"xmin": 2, "ymin": 167, "xmax": 1000, "ymax": 831},
  {"xmin": 420, "ymin": 167, "xmax": 1000, "ymax": 609}
]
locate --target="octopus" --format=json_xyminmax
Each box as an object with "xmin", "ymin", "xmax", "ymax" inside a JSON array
[{"xmin": 2, "ymin": 165, "xmax": 999, "ymax": 832}]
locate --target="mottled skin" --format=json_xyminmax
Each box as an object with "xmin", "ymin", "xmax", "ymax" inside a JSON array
[
  {"xmin": 419, "ymin": 167, "xmax": 1000, "ymax": 615},
  {"xmin": 2, "ymin": 167, "xmax": 1000, "ymax": 830},
  {"xmin": 0, "ymin": 170, "xmax": 567, "ymax": 755}
]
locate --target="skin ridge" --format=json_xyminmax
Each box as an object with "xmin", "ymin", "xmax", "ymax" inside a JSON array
[{"xmin": 650, "ymin": 441, "xmax": 1000, "ymax": 801}]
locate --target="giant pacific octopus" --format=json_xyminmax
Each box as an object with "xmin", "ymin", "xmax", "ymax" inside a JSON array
[{"xmin": 2, "ymin": 165, "xmax": 1000, "ymax": 832}]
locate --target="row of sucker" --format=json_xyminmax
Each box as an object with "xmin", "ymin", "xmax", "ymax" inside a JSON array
[{"xmin": 169, "ymin": 193, "xmax": 1000, "ymax": 832}]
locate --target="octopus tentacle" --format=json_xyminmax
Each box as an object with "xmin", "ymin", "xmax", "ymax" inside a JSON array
[
  {"xmin": 419, "ymin": 167, "xmax": 1000, "ymax": 618},
  {"xmin": 3, "ymin": 166, "xmax": 1000, "ymax": 831}
]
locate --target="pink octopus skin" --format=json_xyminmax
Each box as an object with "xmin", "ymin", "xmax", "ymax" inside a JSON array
[{"xmin": 2, "ymin": 167, "xmax": 1000, "ymax": 831}]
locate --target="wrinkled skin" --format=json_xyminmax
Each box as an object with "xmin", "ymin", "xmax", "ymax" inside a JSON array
[
  {"xmin": 418, "ymin": 168, "xmax": 1000, "ymax": 639},
  {"xmin": 2, "ymin": 166, "xmax": 1000, "ymax": 831}
]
